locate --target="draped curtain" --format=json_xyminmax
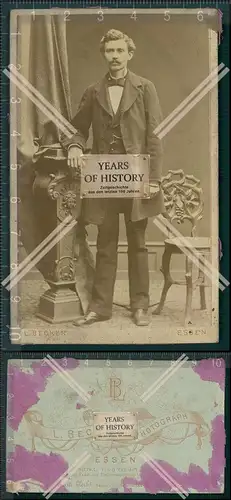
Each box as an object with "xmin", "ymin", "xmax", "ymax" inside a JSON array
[
  {"xmin": 17, "ymin": 15, "xmax": 94, "ymax": 313},
  {"xmin": 17, "ymin": 14, "xmax": 72, "ymax": 160}
]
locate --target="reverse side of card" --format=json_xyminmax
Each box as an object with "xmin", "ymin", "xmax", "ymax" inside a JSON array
[{"xmin": 6, "ymin": 357, "xmax": 225, "ymax": 494}]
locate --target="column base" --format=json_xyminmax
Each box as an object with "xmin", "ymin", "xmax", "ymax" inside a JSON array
[{"xmin": 36, "ymin": 286, "xmax": 82, "ymax": 324}]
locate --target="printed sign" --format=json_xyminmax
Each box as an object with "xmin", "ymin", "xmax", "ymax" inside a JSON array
[
  {"xmin": 93, "ymin": 412, "xmax": 138, "ymax": 440},
  {"xmin": 80, "ymin": 154, "xmax": 150, "ymax": 198}
]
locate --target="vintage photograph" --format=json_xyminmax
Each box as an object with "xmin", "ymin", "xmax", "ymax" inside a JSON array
[{"xmin": 8, "ymin": 8, "xmax": 220, "ymax": 344}]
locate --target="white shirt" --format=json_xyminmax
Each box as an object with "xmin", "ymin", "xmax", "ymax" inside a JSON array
[
  {"xmin": 108, "ymin": 68, "xmax": 127, "ymax": 115},
  {"xmin": 108, "ymin": 86, "xmax": 123, "ymax": 115}
]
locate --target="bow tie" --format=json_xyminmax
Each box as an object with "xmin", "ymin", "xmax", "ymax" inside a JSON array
[{"xmin": 107, "ymin": 77, "xmax": 125, "ymax": 87}]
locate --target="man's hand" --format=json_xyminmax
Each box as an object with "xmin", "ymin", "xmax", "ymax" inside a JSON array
[
  {"xmin": 149, "ymin": 183, "xmax": 160, "ymax": 197},
  {"xmin": 67, "ymin": 145, "xmax": 85, "ymax": 171}
]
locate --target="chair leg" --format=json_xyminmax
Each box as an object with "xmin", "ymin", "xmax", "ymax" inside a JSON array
[
  {"xmin": 185, "ymin": 256, "xmax": 193, "ymax": 324},
  {"xmin": 198, "ymin": 254, "xmax": 206, "ymax": 310},
  {"xmin": 153, "ymin": 247, "xmax": 173, "ymax": 315},
  {"xmin": 199, "ymin": 280, "xmax": 206, "ymax": 310}
]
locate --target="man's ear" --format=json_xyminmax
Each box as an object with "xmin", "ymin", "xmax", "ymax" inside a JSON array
[{"xmin": 128, "ymin": 52, "xmax": 134, "ymax": 61}]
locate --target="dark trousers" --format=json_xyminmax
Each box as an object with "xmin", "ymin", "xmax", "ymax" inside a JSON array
[{"xmin": 90, "ymin": 199, "xmax": 149, "ymax": 317}]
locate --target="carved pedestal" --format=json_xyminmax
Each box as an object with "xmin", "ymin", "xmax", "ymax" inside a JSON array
[
  {"xmin": 32, "ymin": 157, "xmax": 82, "ymax": 323},
  {"xmin": 37, "ymin": 287, "xmax": 81, "ymax": 324}
]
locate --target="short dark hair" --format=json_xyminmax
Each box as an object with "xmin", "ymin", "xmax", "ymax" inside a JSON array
[{"xmin": 100, "ymin": 29, "xmax": 136, "ymax": 54}]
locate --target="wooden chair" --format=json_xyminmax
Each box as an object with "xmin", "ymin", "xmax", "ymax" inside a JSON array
[{"xmin": 153, "ymin": 169, "xmax": 210, "ymax": 325}]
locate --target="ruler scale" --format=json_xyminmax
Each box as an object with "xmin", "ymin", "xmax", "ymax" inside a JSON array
[{"xmin": 1, "ymin": 349, "xmax": 231, "ymax": 362}]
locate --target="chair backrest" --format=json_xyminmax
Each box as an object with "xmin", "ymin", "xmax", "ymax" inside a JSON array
[{"xmin": 161, "ymin": 169, "xmax": 204, "ymax": 237}]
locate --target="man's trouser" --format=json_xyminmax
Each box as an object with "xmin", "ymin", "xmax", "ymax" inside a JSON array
[{"xmin": 89, "ymin": 198, "xmax": 149, "ymax": 317}]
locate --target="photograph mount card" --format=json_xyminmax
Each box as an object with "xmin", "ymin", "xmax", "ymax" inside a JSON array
[{"xmin": 7, "ymin": 8, "xmax": 221, "ymax": 345}]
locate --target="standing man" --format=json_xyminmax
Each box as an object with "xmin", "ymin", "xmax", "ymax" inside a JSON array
[{"xmin": 60, "ymin": 29, "xmax": 165, "ymax": 327}]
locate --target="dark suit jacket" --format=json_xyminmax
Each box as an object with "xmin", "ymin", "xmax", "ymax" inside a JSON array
[{"xmin": 60, "ymin": 70, "xmax": 165, "ymax": 224}]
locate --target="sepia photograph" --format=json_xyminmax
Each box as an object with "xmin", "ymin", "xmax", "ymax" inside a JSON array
[{"xmin": 8, "ymin": 8, "xmax": 221, "ymax": 345}]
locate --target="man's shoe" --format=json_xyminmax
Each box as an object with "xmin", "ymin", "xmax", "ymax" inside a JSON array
[
  {"xmin": 73, "ymin": 311, "xmax": 110, "ymax": 327},
  {"xmin": 132, "ymin": 309, "xmax": 150, "ymax": 327}
]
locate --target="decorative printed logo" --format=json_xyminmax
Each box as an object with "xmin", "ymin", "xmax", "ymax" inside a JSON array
[
  {"xmin": 109, "ymin": 376, "xmax": 125, "ymax": 401},
  {"xmin": 23, "ymin": 409, "xmax": 209, "ymax": 454}
]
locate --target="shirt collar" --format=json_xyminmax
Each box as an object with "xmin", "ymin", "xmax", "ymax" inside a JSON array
[{"xmin": 108, "ymin": 68, "xmax": 128, "ymax": 81}]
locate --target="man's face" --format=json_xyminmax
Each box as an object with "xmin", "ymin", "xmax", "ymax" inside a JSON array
[{"xmin": 103, "ymin": 39, "xmax": 133, "ymax": 71}]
